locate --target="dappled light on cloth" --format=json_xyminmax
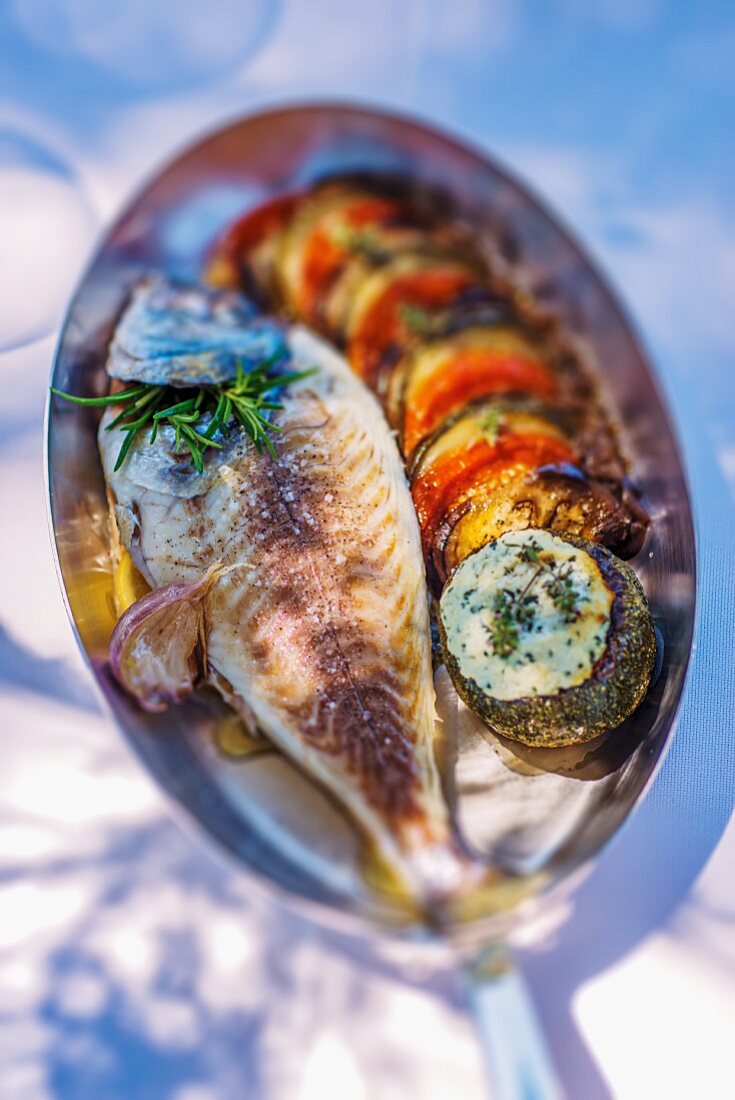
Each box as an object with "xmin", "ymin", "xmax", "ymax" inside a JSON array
[{"xmin": 1, "ymin": 1, "xmax": 735, "ymax": 1098}]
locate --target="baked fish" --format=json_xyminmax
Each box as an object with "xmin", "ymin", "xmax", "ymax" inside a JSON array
[{"xmin": 100, "ymin": 280, "xmax": 484, "ymax": 904}]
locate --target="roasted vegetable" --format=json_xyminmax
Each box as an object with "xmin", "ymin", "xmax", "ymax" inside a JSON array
[
  {"xmin": 273, "ymin": 182, "xmax": 448, "ymax": 327},
  {"xmin": 205, "ymin": 182, "xmax": 647, "ymax": 564},
  {"xmin": 409, "ymin": 400, "xmax": 575, "ymax": 588},
  {"xmin": 208, "ymin": 180, "xmax": 484, "ymax": 342},
  {"xmin": 342, "ymin": 253, "xmax": 493, "ymax": 393},
  {"xmin": 205, "ymin": 194, "xmax": 302, "ymax": 307},
  {"xmin": 439, "ymin": 529, "xmax": 655, "ymax": 746},
  {"xmin": 389, "ymin": 324, "xmax": 559, "ymax": 456},
  {"xmin": 408, "ymin": 397, "xmax": 647, "ymax": 590}
]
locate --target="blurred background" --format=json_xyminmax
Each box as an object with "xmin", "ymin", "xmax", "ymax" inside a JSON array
[{"xmin": 1, "ymin": 2, "xmax": 734, "ymax": 1098}]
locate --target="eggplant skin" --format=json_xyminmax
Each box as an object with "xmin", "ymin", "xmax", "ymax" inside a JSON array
[
  {"xmin": 409, "ymin": 396, "xmax": 648, "ymax": 596},
  {"xmin": 439, "ymin": 535, "xmax": 656, "ymax": 747}
]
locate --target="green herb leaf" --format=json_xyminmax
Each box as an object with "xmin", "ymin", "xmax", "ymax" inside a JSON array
[
  {"xmin": 479, "ymin": 407, "xmax": 504, "ymax": 446},
  {"xmin": 484, "ymin": 545, "xmax": 585, "ymax": 659},
  {"xmin": 399, "ymin": 303, "xmax": 436, "ymax": 335},
  {"xmin": 488, "ymin": 588, "xmax": 528, "ymax": 657},
  {"xmin": 331, "ymin": 225, "xmax": 391, "ymax": 263},
  {"xmin": 544, "ymin": 563, "xmax": 582, "ymax": 622},
  {"xmin": 52, "ymin": 357, "xmax": 316, "ymax": 473}
]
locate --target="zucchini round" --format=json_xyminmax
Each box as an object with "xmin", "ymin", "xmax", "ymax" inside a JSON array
[
  {"xmin": 439, "ymin": 528, "xmax": 655, "ymax": 746},
  {"xmin": 343, "ymin": 253, "xmax": 491, "ymax": 390}
]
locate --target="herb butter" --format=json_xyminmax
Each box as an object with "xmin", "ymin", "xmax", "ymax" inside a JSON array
[{"xmin": 441, "ymin": 529, "xmax": 613, "ymax": 701}]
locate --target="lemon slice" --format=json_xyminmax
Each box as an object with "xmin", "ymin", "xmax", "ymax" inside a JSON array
[
  {"xmin": 113, "ymin": 550, "xmax": 151, "ymax": 616},
  {"xmin": 215, "ymin": 714, "xmax": 271, "ymax": 758}
]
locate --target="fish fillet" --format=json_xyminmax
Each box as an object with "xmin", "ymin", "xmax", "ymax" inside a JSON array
[{"xmin": 100, "ymin": 283, "xmax": 483, "ymax": 903}]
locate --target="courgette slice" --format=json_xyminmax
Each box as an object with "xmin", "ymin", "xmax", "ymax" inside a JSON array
[
  {"xmin": 343, "ymin": 253, "xmax": 492, "ymax": 390},
  {"xmin": 439, "ymin": 529, "xmax": 655, "ymax": 746},
  {"xmin": 408, "ymin": 397, "xmax": 570, "ymax": 482},
  {"xmin": 276, "ymin": 182, "xmax": 455, "ymax": 327}
]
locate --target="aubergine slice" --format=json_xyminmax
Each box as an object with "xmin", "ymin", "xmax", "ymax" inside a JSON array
[
  {"xmin": 437, "ymin": 462, "xmax": 647, "ymax": 585},
  {"xmin": 439, "ymin": 528, "xmax": 655, "ymax": 746},
  {"xmin": 409, "ymin": 398, "xmax": 577, "ymax": 589},
  {"xmin": 409, "ymin": 398, "xmax": 648, "ymax": 592}
]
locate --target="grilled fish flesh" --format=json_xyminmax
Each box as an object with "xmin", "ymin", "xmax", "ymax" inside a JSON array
[{"xmin": 100, "ymin": 280, "xmax": 484, "ymax": 903}]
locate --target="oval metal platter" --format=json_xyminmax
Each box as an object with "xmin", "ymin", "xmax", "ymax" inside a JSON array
[{"xmin": 46, "ymin": 103, "xmax": 696, "ymax": 945}]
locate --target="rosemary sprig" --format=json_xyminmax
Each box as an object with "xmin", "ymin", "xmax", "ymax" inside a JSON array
[{"xmin": 52, "ymin": 356, "xmax": 315, "ymax": 473}]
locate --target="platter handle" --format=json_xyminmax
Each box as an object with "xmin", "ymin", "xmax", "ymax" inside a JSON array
[{"xmin": 462, "ymin": 943, "xmax": 565, "ymax": 1100}]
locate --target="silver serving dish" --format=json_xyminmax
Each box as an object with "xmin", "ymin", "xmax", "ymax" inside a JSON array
[{"xmin": 46, "ymin": 104, "xmax": 696, "ymax": 1097}]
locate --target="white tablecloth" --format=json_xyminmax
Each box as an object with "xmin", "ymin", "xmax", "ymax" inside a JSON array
[{"xmin": 1, "ymin": 4, "xmax": 734, "ymax": 1097}]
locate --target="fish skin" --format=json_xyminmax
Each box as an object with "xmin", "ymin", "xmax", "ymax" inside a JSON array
[
  {"xmin": 107, "ymin": 275, "xmax": 287, "ymax": 386},
  {"xmin": 100, "ymin": 290, "xmax": 477, "ymax": 899}
]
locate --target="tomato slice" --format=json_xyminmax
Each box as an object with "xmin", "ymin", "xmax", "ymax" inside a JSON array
[
  {"xmin": 299, "ymin": 227, "xmax": 346, "ymax": 318},
  {"xmin": 298, "ymin": 197, "xmax": 403, "ymax": 319},
  {"xmin": 348, "ymin": 265, "xmax": 478, "ymax": 385},
  {"xmin": 205, "ymin": 194, "xmax": 301, "ymax": 291},
  {"xmin": 412, "ymin": 430, "xmax": 576, "ymax": 560},
  {"xmin": 404, "ymin": 345, "xmax": 557, "ymax": 454},
  {"xmin": 344, "ymin": 196, "xmax": 403, "ymax": 228},
  {"xmin": 220, "ymin": 194, "xmax": 301, "ymax": 258}
]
